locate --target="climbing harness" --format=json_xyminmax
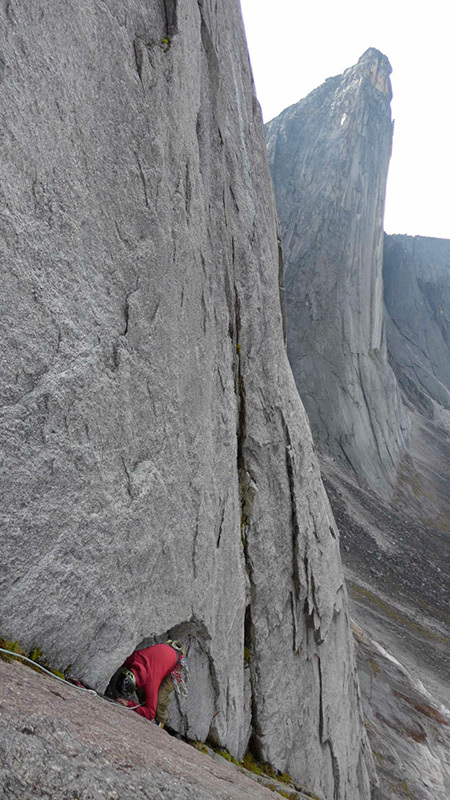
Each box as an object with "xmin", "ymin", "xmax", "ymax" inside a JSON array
[{"xmin": 167, "ymin": 639, "xmax": 188, "ymax": 698}]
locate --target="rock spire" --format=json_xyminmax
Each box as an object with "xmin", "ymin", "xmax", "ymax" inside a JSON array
[{"xmin": 266, "ymin": 48, "xmax": 409, "ymax": 495}]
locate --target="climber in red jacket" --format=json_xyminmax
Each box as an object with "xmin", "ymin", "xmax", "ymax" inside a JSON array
[{"xmin": 105, "ymin": 641, "xmax": 186, "ymax": 726}]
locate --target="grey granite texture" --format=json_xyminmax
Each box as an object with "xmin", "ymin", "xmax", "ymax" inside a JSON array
[
  {"xmin": 0, "ymin": 660, "xmax": 309, "ymax": 800},
  {"xmin": 266, "ymin": 49, "xmax": 409, "ymax": 497},
  {"xmin": 324, "ymin": 452, "xmax": 450, "ymax": 708},
  {"xmin": 353, "ymin": 624, "xmax": 450, "ymax": 800},
  {"xmin": 384, "ymin": 234, "xmax": 450, "ymax": 411},
  {"xmin": 0, "ymin": 1, "xmax": 374, "ymax": 797},
  {"xmin": 265, "ymin": 48, "xmax": 450, "ymax": 795}
]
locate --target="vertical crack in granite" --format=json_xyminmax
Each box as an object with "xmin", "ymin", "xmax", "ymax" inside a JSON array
[
  {"xmin": 318, "ymin": 656, "xmax": 341, "ymax": 800},
  {"xmin": 191, "ymin": 514, "xmax": 200, "ymax": 580},
  {"xmin": 121, "ymin": 457, "xmax": 133, "ymax": 500},
  {"xmin": 133, "ymin": 38, "xmax": 146, "ymax": 82},
  {"xmin": 122, "ymin": 279, "xmax": 140, "ymax": 337},
  {"xmin": 281, "ymin": 414, "xmax": 304, "ymax": 655},
  {"xmin": 278, "ymin": 233, "xmax": 287, "ymax": 344},
  {"xmin": 234, "ymin": 285, "xmax": 260, "ymax": 751},
  {"xmin": 197, "ymin": 0, "xmax": 222, "ymax": 126},
  {"xmin": 283, "ymin": 421, "xmax": 301, "ymax": 604},
  {"xmin": 163, "ymin": 0, "xmax": 178, "ymax": 37},
  {"xmin": 215, "ymin": 500, "xmax": 225, "ymax": 548}
]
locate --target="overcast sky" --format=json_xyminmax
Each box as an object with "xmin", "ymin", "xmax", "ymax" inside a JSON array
[{"xmin": 240, "ymin": 0, "xmax": 449, "ymax": 240}]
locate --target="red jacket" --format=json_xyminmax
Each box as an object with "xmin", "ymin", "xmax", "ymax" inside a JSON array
[{"xmin": 123, "ymin": 643, "xmax": 178, "ymax": 720}]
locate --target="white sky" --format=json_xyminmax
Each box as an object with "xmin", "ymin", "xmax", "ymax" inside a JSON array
[{"xmin": 240, "ymin": 0, "xmax": 450, "ymax": 240}]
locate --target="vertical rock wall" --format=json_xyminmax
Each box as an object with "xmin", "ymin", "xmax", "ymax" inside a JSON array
[
  {"xmin": 266, "ymin": 49, "xmax": 409, "ymax": 496},
  {"xmin": 384, "ymin": 234, "xmax": 450, "ymax": 410},
  {"xmin": 0, "ymin": 2, "xmax": 375, "ymax": 796},
  {"xmin": 264, "ymin": 47, "xmax": 449, "ymax": 799}
]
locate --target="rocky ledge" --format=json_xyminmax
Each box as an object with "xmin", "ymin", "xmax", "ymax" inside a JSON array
[{"xmin": 0, "ymin": 660, "xmax": 317, "ymax": 800}]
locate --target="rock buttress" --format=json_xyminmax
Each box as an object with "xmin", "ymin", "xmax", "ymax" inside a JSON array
[
  {"xmin": 266, "ymin": 49, "xmax": 409, "ymax": 496},
  {"xmin": 0, "ymin": 2, "xmax": 375, "ymax": 796}
]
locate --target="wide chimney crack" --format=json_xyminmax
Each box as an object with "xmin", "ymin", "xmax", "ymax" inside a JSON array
[
  {"xmin": 163, "ymin": 0, "xmax": 178, "ymax": 38},
  {"xmin": 318, "ymin": 656, "xmax": 341, "ymax": 799},
  {"xmin": 233, "ymin": 285, "xmax": 261, "ymax": 754}
]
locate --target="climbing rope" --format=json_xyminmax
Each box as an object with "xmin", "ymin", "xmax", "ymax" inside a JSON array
[{"xmin": 0, "ymin": 647, "xmax": 143, "ymax": 710}]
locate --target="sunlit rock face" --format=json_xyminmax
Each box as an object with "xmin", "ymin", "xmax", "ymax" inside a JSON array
[
  {"xmin": 266, "ymin": 49, "xmax": 409, "ymax": 496},
  {"xmin": 0, "ymin": 1, "xmax": 375, "ymax": 797}
]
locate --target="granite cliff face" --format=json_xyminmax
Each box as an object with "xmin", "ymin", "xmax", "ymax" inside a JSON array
[
  {"xmin": 266, "ymin": 49, "xmax": 409, "ymax": 496},
  {"xmin": 0, "ymin": 2, "xmax": 375, "ymax": 798},
  {"xmin": 383, "ymin": 233, "xmax": 450, "ymax": 535},
  {"xmin": 266, "ymin": 50, "xmax": 450, "ymax": 800},
  {"xmin": 354, "ymin": 624, "xmax": 450, "ymax": 800},
  {"xmin": 384, "ymin": 234, "xmax": 450, "ymax": 412}
]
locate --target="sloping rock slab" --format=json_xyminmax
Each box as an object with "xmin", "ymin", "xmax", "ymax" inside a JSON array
[
  {"xmin": 205, "ymin": 747, "xmax": 323, "ymax": 800},
  {"xmin": 0, "ymin": 660, "xmax": 294, "ymax": 800},
  {"xmin": 353, "ymin": 625, "xmax": 450, "ymax": 800},
  {"xmin": 323, "ymin": 457, "xmax": 450, "ymax": 708}
]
